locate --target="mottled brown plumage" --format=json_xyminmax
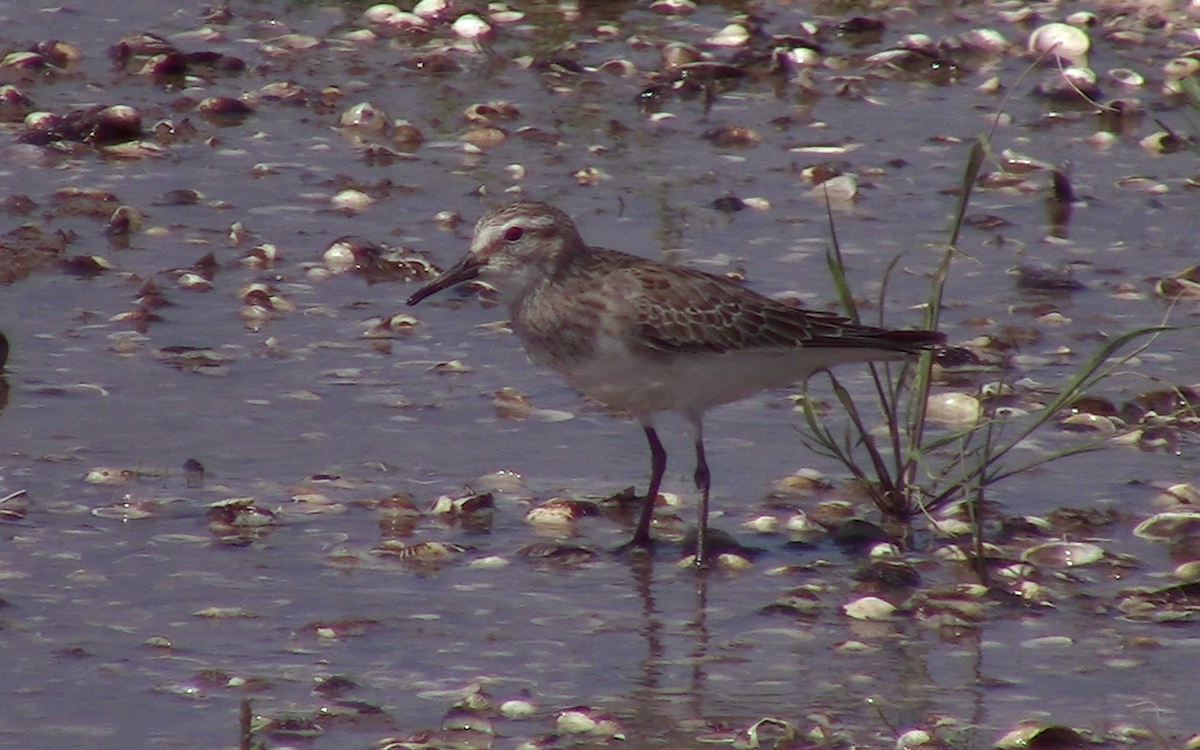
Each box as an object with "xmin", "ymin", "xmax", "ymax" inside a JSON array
[{"xmin": 408, "ymin": 200, "xmax": 944, "ymax": 566}]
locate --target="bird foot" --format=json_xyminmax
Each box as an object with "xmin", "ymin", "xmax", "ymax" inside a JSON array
[
  {"xmin": 612, "ymin": 533, "xmax": 655, "ymax": 557},
  {"xmin": 682, "ymin": 527, "xmax": 748, "ymax": 566}
]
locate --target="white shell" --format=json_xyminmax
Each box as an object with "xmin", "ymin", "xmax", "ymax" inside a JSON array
[
  {"xmin": 1133, "ymin": 511, "xmax": 1200, "ymax": 542},
  {"xmin": 363, "ymin": 3, "xmax": 401, "ymax": 23},
  {"xmin": 339, "ymin": 101, "xmax": 389, "ymax": 132},
  {"xmin": 1021, "ymin": 541, "xmax": 1105, "ymax": 568},
  {"xmin": 706, "ymin": 24, "xmax": 749, "ymax": 47},
  {"xmin": 925, "ymin": 392, "xmax": 982, "ymax": 426},
  {"xmin": 1107, "ymin": 68, "xmax": 1144, "ymax": 87},
  {"xmin": 649, "ymin": 0, "xmax": 696, "ymax": 13},
  {"xmin": 742, "ymin": 515, "xmax": 780, "ymax": 534},
  {"xmin": 332, "ymin": 189, "xmax": 373, "ymax": 212},
  {"xmin": 806, "ymin": 173, "xmax": 857, "ymax": 203},
  {"xmin": 843, "ymin": 596, "xmax": 896, "ymax": 621},
  {"xmin": 412, "ymin": 0, "xmax": 452, "ymax": 21},
  {"xmin": 452, "ymin": 14, "xmax": 492, "ymax": 40},
  {"xmin": 1027, "ymin": 22, "xmax": 1090, "ymax": 64},
  {"xmin": 960, "ymin": 28, "xmax": 1008, "ymax": 54}
]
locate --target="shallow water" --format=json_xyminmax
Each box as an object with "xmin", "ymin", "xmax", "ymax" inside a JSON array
[{"xmin": 0, "ymin": 1, "xmax": 1198, "ymax": 748}]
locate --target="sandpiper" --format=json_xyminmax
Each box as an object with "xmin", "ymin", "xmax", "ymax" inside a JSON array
[{"xmin": 408, "ymin": 200, "xmax": 944, "ymax": 567}]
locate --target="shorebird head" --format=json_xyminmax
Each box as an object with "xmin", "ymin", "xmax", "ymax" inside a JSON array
[{"xmin": 407, "ymin": 200, "xmax": 583, "ymax": 306}]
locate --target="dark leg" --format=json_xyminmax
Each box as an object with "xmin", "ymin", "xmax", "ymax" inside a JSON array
[
  {"xmin": 628, "ymin": 425, "xmax": 666, "ymax": 549},
  {"xmin": 692, "ymin": 421, "xmax": 711, "ymax": 568}
]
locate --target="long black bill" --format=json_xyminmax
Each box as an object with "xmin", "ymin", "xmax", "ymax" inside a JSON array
[{"xmin": 406, "ymin": 254, "xmax": 483, "ymax": 306}]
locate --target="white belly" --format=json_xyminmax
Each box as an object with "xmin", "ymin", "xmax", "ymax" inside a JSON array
[{"xmin": 533, "ymin": 333, "xmax": 902, "ymax": 419}]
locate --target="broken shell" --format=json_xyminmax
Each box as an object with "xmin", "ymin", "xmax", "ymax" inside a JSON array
[
  {"xmin": 35, "ymin": 40, "xmax": 82, "ymax": 67},
  {"xmin": 1107, "ymin": 68, "xmax": 1144, "ymax": 88},
  {"xmin": 868, "ymin": 542, "xmax": 900, "ymax": 559},
  {"xmin": 1163, "ymin": 57, "xmax": 1199, "ymax": 80},
  {"xmin": 1065, "ymin": 11, "xmax": 1098, "ymax": 28},
  {"xmin": 806, "ymin": 173, "xmax": 857, "ymax": 203},
  {"xmin": 930, "ymin": 517, "xmax": 973, "ymax": 536},
  {"xmin": 207, "ymin": 497, "xmax": 277, "ymax": 532},
  {"xmin": 0, "ymin": 490, "xmax": 28, "ymax": 520},
  {"xmin": 197, "ymin": 96, "xmax": 254, "ymax": 119},
  {"xmin": 488, "ymin": 6, "xmax": 524, "ymax": 24},
  {"xmin": 1037, "ymin": 66, "xmax": 1099, "ymax": 100},
  {"xmin": 742, "ymin": 515, "xmax": 780, "ymax": 534},
  {"xmin": 1139, "ymin": 130, "xmax": 1192, "ymax": 155},
  {"xmin": 661, "ymin": 42, "xmax": 704, "ymax": 69},
  {"xmin": 598, "ymin": 59, "xmax": 637, "ymax": 77},
  {"xmin": 385, "ymin": 313, "xmax": 419, "ymax": 333},
  {"xmin": 2, "ymin": 52, "xmax": 48, "ymax": 71},
  {"xmin": 996, "ymin": 723, "xmax": 1093, "ymax": 750},
  {"xmin": 573, "ymin": 166, "xmax": 609, "ymax": 186},
  {"xmin": 761, "ymin": 587, "xmax": 822, "ymax": 616},
  {"xmin": 912, "ymin": 585, "xmax": 993, "ymax": 626},
  {"xmin": 1021, "ymin": 541, "xmax": 1105, "ymax": 568},
  {"xmin": 373, "ymin": 540, "xmax": 467, "ymax": 562},
  {"xmin": 1152, "ymin": 483, "xmax": 1200, "ymax": 510},
  {"xmin": 525, "ymin": 498, "xmax": 598, "ymax": 527},
  {"xmin": 980, "ymin": 381, "xmax": 1016, "ymax": 399},
  {"xmin": 464, "ymin": 100, "xmax": 519, "ymax": 124},
  {"xmin": 493, "ymin": 387, "xmax": 534, "ymax": 419},
  {"xmin": 994, "ymin": 562, "xmax": 1037, "ymax": 581},
  {"xmin": 809, "ymin": 500, "xmax": 856, "ymax": 528},
  {"xmin": 858, "ymin": 558, "xmax": 921, "ymax": 589},
  {"xmin": 778, "ymin": 46, "xmax": 821, "ymax": 69},
  {"xmin": 1059, "ymin": 412, "xmax": 1118, "ymax": 434},
  {"xmin": 442, "ymin": 707, "xmax": 493, "ymax": 735},
  {"xmin": 714, "ymin": 552, "xmax": 753, "ymax": 570},
  {"xmin": 432, "ymin": 359, "xmax": 472, "ymax": 374},
  {"xmin": 701, "ymin": 125, "xmax": 760, "ymax": 147},
  {"xmin": 467, "ymin": 556, "xmax": 509, "ymax": 570},
  {"xmin": 555, "ymin": 708, "xmax": 625, "ymax": 739},
  {"xmin": 784, "ymin": 512, "xmax": 826, "ymax": 543},
  {"xmin": 86, "ymin": 467, "xmax": 135, "ymax": 485},
  {"xmin": 324, "ymin": 236, "xmax": 364, "ymax": 272},
  {"xmin": 365, "ymin": 5, "xmax": 429, "ymax": 31},
  {"xmin": 92, "ymin": 495, "xmax": 156, "ymax": 520},
  {"xmin": 339, "ymin": 101, "xmax": 389, "ymax": 133},
  {"xmin": 778, "ymin": 467, "xmax": 829, "ymax": 493},
  {"xmin": 517, "ymin": 542, "xmax": 595, "ymax": 566},
  {"xmin": 106, "ymin": 205, "xmax": 143, "ymax": 236},
  {"xmin": 461, "ymin": 126, "xmax": 506, "ymax": 148},
  {"xmin": 24, "ymin": 110, "xmax": 61, "ymax": 134},
  {"xmin": 1133, "ymin": 512, "xmax": 1200, "ymax": 542},
  {"xmin": 0, "ymin": 84, "xmax": 33, "ymax": 121},
  {"xmin": 240, "ymin": 243, "xmax": 279, "ymax": 269}
]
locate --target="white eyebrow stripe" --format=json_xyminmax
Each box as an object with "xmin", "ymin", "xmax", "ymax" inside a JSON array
[
  {"xmin": 509, "ymin": 214, "xmax": 555, "ymax": 231},
  {"xmin": 476, "ymin": 206, "xmax": 559, "ymax": 248}
]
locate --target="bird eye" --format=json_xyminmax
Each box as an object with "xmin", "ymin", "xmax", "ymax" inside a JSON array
[{"xmin": 503, "ymin": 226, "xmax": 524, "ymax": 242}]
